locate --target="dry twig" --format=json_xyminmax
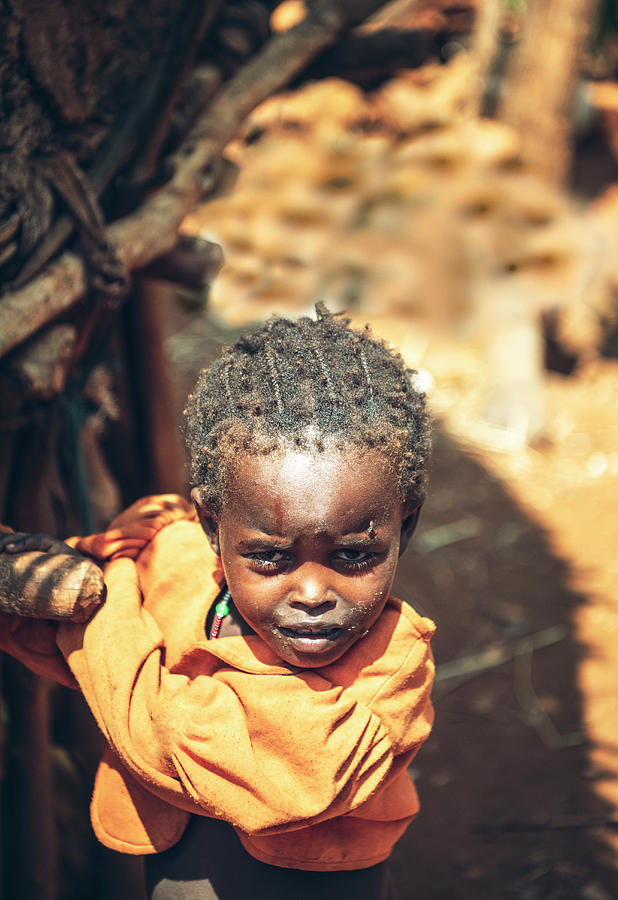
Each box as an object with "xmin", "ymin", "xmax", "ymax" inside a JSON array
[
  {"xmin": 434, "ymin": 624, "xmax": 568, "ymax": 689},
  {"xmin": 514, "ymin": 637, "xmax": 584, "ymax": 748},
  {"xmin": 435, "ymin": 624, "xmax": 584, "ymax": 748}
]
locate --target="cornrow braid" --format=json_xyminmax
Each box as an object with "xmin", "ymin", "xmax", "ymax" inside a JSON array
[
  {"xmin": 184, "ymin": 305, "xmax": 430, "ymax": 511},
  {"xmin": 264, "ymin": 342, "xmax": 284, "ymax": 413},
  {"xmin": 306, "ymin": 327, "xmax": 339, "ymax": 406},
  {"xmin": 357, "ymin": 345, "xmax": 374, "ymax": 399},
  {"xmin": 222, "ymin": 361, "xmax": 235, "ymax": 409}
]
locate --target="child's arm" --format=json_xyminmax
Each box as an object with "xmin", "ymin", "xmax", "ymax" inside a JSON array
[{"xmin": 57, "ymin": 556, "xmax": 434, "ymax": 836}]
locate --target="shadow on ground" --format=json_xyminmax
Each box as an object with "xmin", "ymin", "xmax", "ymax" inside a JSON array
[{"xmin": 391, "ymin": 429, "xmax": 617, "ymax": 899}]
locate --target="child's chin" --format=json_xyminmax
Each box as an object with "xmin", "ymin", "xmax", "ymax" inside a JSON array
[{"xmin": 271, "ymin": 632, "xmax": 358, "ymax": 668}]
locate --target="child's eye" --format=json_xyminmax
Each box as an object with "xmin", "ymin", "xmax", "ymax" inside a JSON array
[
  {"xmin": 332, "ymin": 549, "xmax": 375, "ymax": 570},
  {"xmin": 247, "ymin": 550, "xmax": 289, "ymax": 570}
]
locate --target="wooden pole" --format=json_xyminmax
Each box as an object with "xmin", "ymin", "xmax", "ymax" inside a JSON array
[
  {"xmin": 127, "ymin": 278, "xmax": 189, "ymax": 496},
  {"xmin": 3, "ymin": 660, "xmax": 56, "ymax": 900},
  {"xmin": 498, "ymin": 0, "xmax": 599, "ymax": 184},
  {"xmin": 0, "ymin": 551, "xmax": 105, "ymax": 621}
]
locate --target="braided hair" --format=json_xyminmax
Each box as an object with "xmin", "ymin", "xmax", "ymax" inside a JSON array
[{"xmin": 184, "ymin": 305, "xmax": 430, "ymax": 512}]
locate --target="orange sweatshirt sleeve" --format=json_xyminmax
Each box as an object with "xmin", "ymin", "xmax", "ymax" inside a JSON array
[
  {"xmin": 57, "ymin": 555, "xmax": 434, "ymax": 836},
  {"xmin": 0, "ymin": 495, "xmax": 196, "ymax": 688},
  {"xmin": 66, "ymin": 494, "xmax": 197, "ymax": 561},
  {"xmin": 0, "ymin": 613, "xmax": 78, "ymax": 688}
]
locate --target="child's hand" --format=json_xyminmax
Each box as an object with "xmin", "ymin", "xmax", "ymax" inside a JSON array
[
  {"xmin": 0, "ymin": 532, "xmax": 80, "ymax": 556},
  {"xmin": 0, "ymin": 532, "xmax": 106, "ymax": 623}
]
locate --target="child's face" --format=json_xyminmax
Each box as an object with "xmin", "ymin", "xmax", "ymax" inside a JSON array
[{"xmin": 193, "ymin": 446, "xmax": 421, "ymax": 667}]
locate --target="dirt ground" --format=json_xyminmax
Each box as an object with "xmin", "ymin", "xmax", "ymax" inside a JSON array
[
  {"xmin": 389, "ymin": 360, "xmax": 618, "ymax": 899},
  {"xmin": 160, "ymin": 298, "xmax": 618, "ymax": 900}
]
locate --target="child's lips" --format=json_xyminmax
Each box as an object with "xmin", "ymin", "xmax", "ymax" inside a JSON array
[
  {"xmin": 276, "ymin": 624, "xmax": 344, "ymax": 653},
  {"xmin": 278, "ymin": 625, "xmax": 342, "ymax": 639}
]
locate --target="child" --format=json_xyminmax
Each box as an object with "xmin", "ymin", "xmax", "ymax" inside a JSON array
[{"xmin": 0, "ymin": 306, "xmax": 435, "ymax": 900}]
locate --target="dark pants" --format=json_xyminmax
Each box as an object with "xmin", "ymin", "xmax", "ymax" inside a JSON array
[{"xmin": 145, "ymin": 815, "xmax": 395, "ymax": 900}]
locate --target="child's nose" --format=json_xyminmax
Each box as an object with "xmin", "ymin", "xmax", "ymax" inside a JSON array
[{"xmin": 288, "ymin": 569, "xmax": 336, "ymax": 611}]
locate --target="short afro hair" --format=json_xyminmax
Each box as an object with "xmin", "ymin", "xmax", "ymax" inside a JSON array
[{"xmin": 184, "ymin": 305, "xmax": 430, "ymax": 512}]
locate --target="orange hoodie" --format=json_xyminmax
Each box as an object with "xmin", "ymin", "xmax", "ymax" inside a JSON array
[{"xmin": 1, "ymin": 495, "xmax": 435, "ymax": 872}]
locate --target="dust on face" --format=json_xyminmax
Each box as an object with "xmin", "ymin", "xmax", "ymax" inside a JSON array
[{"xmin": 196, "ymin": 445, "xmax": 419, "ymax": 667}]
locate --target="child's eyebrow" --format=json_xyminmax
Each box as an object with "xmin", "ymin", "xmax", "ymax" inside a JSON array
[
  {"xmin": 236, "ymin": 531, "xmax": 381, "ymax": 551},
  {"xmin": 336, "ymin": 535, "xmax": 379, "ymax": 546},
  {"xmin": 236, "ymin": 536, "xmax": 291, "ymax": 550}
]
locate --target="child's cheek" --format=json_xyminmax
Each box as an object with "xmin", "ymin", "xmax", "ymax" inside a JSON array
[{"xmin": 348, "ymin": 591, "xmax": 389, "ymax": 628}]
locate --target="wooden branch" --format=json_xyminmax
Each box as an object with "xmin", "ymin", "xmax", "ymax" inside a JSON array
[
  {"xmin": 0, "ymin": 0, "xmax": 390, "ymax": 360},
  {"xmin": 129, "ymin": 0, "xmax": 222, "ymax": 188},
  {"xmin": 9, "ymin": 324, "xmax": 77, "ymax": 399},
  {"xmin": 294, "ymin": 27, "xmax": 437, "ymax": 86},
  {"xmin": 0, "ymin": 551, "xmax": 105, "ymax": 622},
  {"xmin": 498, "ymin": 0, "xmax": 599, "ymax": 184},
  {"xmin": 138, "ymin": 234, "xmax": 224, "ymax": 289},
  {"xmin": 0, "ymin": 253, "xmax": 87, "ymax": 360},
  {"xmin": 128, "ymin": 277, "xmax": 189, "ymax": 495}
]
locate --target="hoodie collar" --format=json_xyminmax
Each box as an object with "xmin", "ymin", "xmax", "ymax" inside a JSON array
[{"xmin": 195, "ymin": 633, "xmax": 301, "ymax": 675}]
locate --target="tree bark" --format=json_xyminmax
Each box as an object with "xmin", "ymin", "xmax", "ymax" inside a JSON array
[
  {"xmin": 498, "ymin": 0, "xmax": 599, "ymax": 184},
  {"xmin": 0, "ymin": 551, "xmax": 105, "ymax": 621}
]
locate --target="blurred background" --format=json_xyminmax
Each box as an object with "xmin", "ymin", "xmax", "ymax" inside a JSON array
[{"xmin": 1, "ymin": 0, "xmax": 617, "ymax": 897}]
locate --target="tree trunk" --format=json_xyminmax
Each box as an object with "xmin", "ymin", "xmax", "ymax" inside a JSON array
[{"xmin": 498, "ymin": 0, "xmax": 598, "ymax": 185}]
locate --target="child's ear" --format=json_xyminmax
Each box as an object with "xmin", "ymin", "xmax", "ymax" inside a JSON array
[
  {"xmin": 191, "ymin": 487, "xmax": 220, "ymax": 555},
  {"xmin": 399, "ymin": 499, "xmax": 424, "ymax": 556}
]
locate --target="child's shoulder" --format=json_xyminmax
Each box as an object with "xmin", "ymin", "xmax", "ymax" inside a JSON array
[
  {"xmin": 362, "ymin": 596, "xmax": 435, "ymax": 679},
  {"xmin": 111, "ymin": 493, "xmax": 220, "ymax": 598},
  {"xmin": 70, "ymin": 494, "xmax": 198, "ymax": 563},
  {"xmin": 325, "ymin": 596, "xmax": 434, "ymax": 694},
  {"xmin": 134, "ymin": 497, "xmax": 220, "ymax": 595},
  {"xmin": 71, "ymin": 495, "xmax": 220, "ymax": 646},
  {"xmin": 321, "ymin": 597, "xmax": 434, "ymax": 747},
  {"xmin": 101, "ymin": 495, "xmax": 221, "ymax": 661},
  {"xmin": 107, "ymin": 494, "xmax": 197, "ymax": 532},
  {"xmin": 385, "ymin": 596, "xmax": 436, "ymax": 643}
]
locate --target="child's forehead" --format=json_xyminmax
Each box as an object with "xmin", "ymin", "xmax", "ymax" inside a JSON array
[
  {"xmin": 232, "ymin": 443, "xmax": 395, "ymax": 484},
  {"xmin": 222, "ymin": 446, "xmax": 402, "ymax": 530}
]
